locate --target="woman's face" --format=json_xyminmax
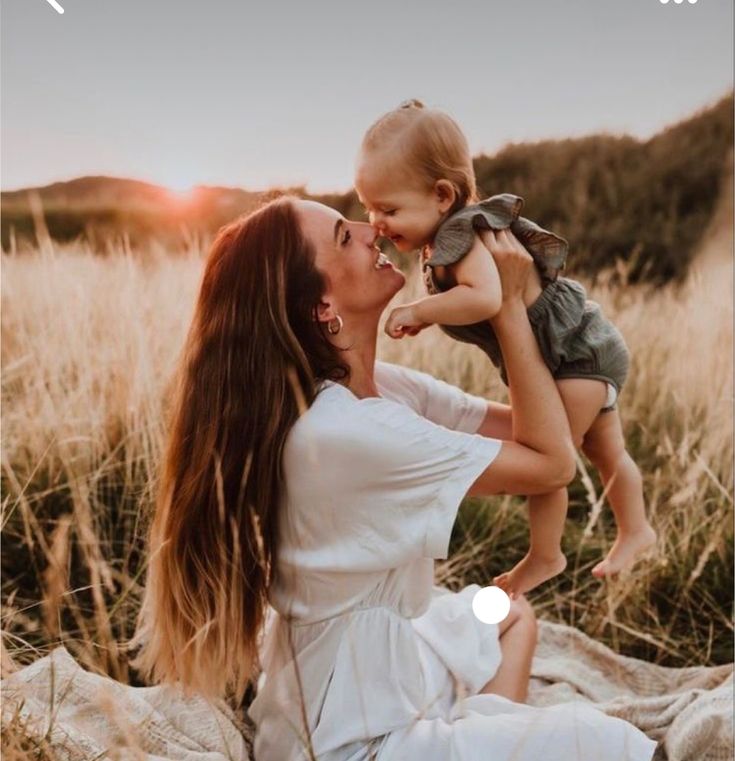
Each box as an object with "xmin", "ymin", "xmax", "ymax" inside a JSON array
[{"xmin": 295, "ymin": 200, "xmax": 405, "ymax": 323}]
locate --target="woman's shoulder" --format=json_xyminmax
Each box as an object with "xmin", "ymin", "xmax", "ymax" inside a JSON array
[
  {"xmin": 290, "ymin": 364, "xmax": 486, "ymax": 447},
  {"xmin": 376, "ymin": 362, "xmax": 488, "ymax": 434},
  {"xmin": 374, "ymin": 361, "xmax": 430, "ymax": 414},
  {"xmin": 305, "ymin": 363, "xmax": 431, "ymax": 417},
  {"xmin": 283, "ymin": 377, "xmax": 428, "ymax": 469},
  {"xmin": 295, "ymin": 364, "xmax": 469, "ymax": 440},
  {"xmin": 290, "ymin": 375, "xmax": 416, "ymax": 440}
]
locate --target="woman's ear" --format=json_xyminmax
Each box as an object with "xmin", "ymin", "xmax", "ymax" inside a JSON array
[
  {"xmin": 314, "ymin": 299, "xmax": 337, "ymax": 326},
  {"xmin": 434, "ymin": 180, "xmax": 457, "ymax": 214}
]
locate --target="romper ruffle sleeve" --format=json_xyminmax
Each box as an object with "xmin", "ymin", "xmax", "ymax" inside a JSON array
[{"xmin": 427, "ymin": 193, "xmax": 569, "ymax": 284}]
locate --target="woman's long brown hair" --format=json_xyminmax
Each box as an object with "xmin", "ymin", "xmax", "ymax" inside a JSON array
[{"xmin": 130, "ymin": 196, "xmax": 348, "ymax": 702}]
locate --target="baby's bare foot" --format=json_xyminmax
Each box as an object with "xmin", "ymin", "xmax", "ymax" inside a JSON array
[
  {"xmin": 592, "ymin": 524, "xmax": 657, "ymax": 578},
  {"xmin": 494, "ymin": 552, "xmax": 567, "ymax": 596}
]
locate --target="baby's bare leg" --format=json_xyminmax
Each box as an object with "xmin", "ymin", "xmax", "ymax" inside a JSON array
[
  {"xmin": 494, "ymin": 489, "xmax": 568, "ymax": 596},
  {"xmin": 494, "ymin": 378, "xmax": 607, "ymax": 596},
  {"xmin": 581, "ymin": 409, "xmax": 657, "ymax": 577}
]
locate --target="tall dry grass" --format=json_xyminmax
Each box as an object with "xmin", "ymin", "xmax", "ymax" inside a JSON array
[{"xmin": 1, "ymin": 198, "xmax": 732, "ymax": 756}]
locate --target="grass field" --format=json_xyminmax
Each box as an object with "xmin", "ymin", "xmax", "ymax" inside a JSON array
[{"xmin": 1, "ymin": 196, "xmax": 732, "ymax": 756}]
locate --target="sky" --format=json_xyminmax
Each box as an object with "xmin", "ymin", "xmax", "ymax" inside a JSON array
[{"xmin": 1, "ymin": 0, "xmax": 732, "ymax": 194}]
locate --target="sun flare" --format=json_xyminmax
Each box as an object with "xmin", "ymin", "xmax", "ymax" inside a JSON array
[{"xmin": 165, "ymin": 181, "xmax": 197, "ymax": 202}]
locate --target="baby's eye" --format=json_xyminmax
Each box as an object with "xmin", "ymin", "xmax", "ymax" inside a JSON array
[{"xmin": 385, "ymin": 209, "xmax": 397, "ymax": 217}]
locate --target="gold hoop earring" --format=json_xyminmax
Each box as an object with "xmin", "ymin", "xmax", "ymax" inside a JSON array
[{"xmin": 327, "ymin": 315, "xmax": 343, "ymax": 335}]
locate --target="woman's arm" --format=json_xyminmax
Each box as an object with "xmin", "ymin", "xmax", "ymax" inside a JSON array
[
  {"xmin": 475, "ymin": 401, "xmax": 513, "ymax": 440},
  {"xmin": 468, "ymin": 229, "xmax": 575, "ymax": 496},
  {"xmin": 384, "ymin": 235, "xmax": 501, "ymax": 338}
]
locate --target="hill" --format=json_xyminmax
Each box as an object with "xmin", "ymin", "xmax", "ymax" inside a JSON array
[{"xmin": 471, "ymin": 94, "xmax": 734, "ymax": 282}]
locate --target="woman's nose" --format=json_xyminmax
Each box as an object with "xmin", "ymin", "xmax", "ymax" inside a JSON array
[{"xmin": 358, "ymin": 221, "xmax": 379, "ymax": 246}]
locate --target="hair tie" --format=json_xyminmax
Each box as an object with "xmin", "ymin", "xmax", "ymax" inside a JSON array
[{"xmin": 399, "ymin": 98, "xmax": 424, "ymax": 110}]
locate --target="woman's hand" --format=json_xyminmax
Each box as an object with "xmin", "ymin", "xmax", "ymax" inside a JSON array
[
  {"xmin": 479, "ymin": 228, "xmax": 533, "ymax": 307},
  {"xmin": 384, "ymin": 303, "xmax": 431, "ymax": 339}
]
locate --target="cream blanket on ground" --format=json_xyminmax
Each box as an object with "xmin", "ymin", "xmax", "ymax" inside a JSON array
[{"xmin": 2, "ymin": 620, "xmax": 731, "ymax": 761}]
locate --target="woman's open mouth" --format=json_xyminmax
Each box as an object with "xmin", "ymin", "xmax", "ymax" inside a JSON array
[{"xmin": 374, "ymin": 251, "xmax": 393, "ymax": 270}]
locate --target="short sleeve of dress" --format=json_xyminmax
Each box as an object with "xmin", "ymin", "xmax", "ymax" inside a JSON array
[
  {"xmin": 288, "ymin": 389, "xmax": 501, "ymax": 568},
  {"xmin": 375, "ymin": 361, "xmax": 488, "ymax": 433}
]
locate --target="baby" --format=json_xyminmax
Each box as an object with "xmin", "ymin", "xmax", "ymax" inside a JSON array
[{"xmin": 355, "ymin": 100, "xmax": 657, "ymax": 596}]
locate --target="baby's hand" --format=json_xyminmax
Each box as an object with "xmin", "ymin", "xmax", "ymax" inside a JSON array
[{"xmin": 384, "ymin": 303, "xmax": 429, "ymax": 339}]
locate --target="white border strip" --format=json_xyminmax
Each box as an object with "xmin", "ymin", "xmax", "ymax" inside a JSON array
[{"xmin": 44, "ymin": 0, "xmax": 65, "ymax": 14}]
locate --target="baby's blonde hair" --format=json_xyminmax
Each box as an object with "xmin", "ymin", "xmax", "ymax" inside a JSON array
[{"xmin": 361, "ymin": 99, "xmax": 478, "ymax": 211}]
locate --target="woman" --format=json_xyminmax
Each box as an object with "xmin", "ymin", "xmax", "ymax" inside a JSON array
[{"xmin": 131, "ymin": 197, "xmax": 657, "ymax": 760}]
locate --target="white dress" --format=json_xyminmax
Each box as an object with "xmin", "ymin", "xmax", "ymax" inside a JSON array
[{"xmin": 247, "ymin": 362, "xmax": 658, "ymax": 761}]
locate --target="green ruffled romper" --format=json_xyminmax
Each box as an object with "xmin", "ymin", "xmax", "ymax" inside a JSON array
[{"xmin": 423, "ymin": 193, "xmax": 630, "ymax": 411}]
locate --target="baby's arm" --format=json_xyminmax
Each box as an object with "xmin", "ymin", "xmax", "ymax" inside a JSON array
[
  {"xmin": 414, "ymin": 234, "xmax": 502, "ymax": 325},
  {"xmin": 384, "ymin": 235, "xmax": 503, "ymax": 339}
]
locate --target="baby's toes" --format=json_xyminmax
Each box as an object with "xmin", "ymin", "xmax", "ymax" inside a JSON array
[{"xmin": 493, "ymin": 572, "xmax": 510, "ymax": 590}]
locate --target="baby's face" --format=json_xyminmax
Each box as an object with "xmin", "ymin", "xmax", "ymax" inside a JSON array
[{"xmin": 355, "ymin": 156, "xmax": 445, "ymax": 253}]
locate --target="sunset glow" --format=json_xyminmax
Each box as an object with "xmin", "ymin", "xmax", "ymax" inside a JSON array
[{"xmin": 165, "ymin": 182, "xmax": 197, "ymax": 202}]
